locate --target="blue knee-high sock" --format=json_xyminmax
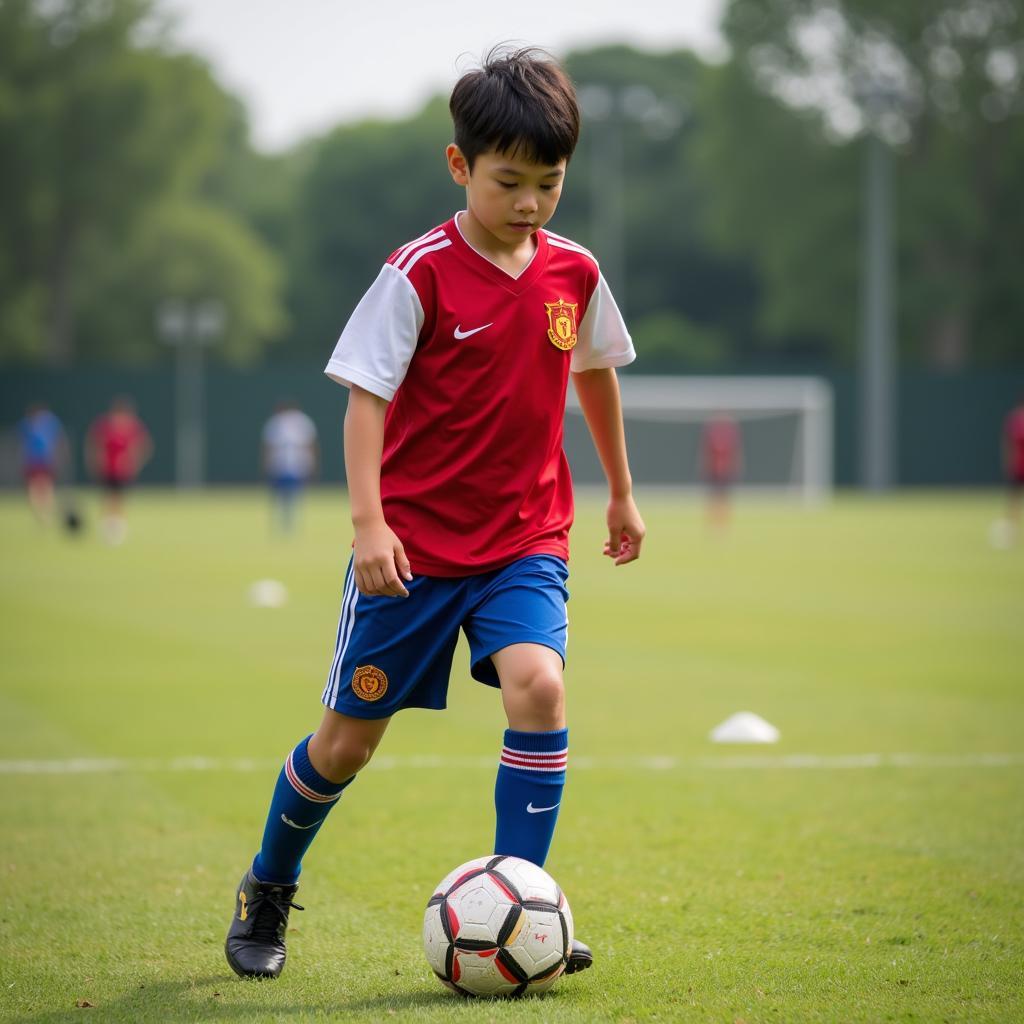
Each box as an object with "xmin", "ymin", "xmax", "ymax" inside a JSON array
[
  {"xmin": 252, "ymin": 735, "xmax": 352, "ymax": 885},
  {"xmin": 494, "ymin": 728, "xmax": 568, "ymax": 868}
]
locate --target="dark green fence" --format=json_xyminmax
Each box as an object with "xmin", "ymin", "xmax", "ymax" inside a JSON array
[{"xmin": 2, "ymin": 366, "xmax": 1021, "ymax": 487}]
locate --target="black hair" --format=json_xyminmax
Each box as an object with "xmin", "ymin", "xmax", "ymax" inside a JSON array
[{"xmin": 449, "ymin": 46, "xmax": 580, "ymax": 170}]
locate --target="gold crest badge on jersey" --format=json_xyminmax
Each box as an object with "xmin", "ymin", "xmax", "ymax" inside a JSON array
[
  {"xmin": 545, "ymin": 299, "xmax": 578, "ymax": 351},
  {"xmin": 352, "ymin": 665, "xmax": 388, "ymax": 702}
]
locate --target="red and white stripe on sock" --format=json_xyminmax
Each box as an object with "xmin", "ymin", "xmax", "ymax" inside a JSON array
[
  {"xmin": 284, "ymin": 748, "xmax": 344, "ymax": 803},
  {"xmin": 500, "ymin": 740, "xmax": 568, "ymax": 773}
]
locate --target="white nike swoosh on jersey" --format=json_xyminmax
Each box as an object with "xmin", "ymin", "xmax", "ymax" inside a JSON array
[
  {"xmin": 281, "ymin": 813, "xmax": 322, "ymax": 830},
  {"xmin": 453, "ymin": 323, "xmax": 494, "ymax": 340},
  {"xmin": 526, "ymin": 802, "xmax": 561, "ymax": 814}
]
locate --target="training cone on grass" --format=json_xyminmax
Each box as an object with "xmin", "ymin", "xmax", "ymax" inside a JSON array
[
  {"xmin": 248, "ymin": 579, "xmax": 289, "ymax": 608},
  {"xmin": 710, "ymin": 712, "xmax": 780, "ymax": 744}
]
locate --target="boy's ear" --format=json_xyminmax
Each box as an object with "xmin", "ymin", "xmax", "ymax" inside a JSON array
[{"xmin": 446, "ymin": 144, "xmax": 470, "ymax": 185}]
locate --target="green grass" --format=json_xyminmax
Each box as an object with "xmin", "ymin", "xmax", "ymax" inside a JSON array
[{"xmin": 1, "ymin": 489, "xmax": 1022, "ymax": 1023}]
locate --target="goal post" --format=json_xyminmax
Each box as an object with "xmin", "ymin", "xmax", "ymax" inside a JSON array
[{"xmin": 564, "ymin": 375, "xmax": 834, "ymax": 502}]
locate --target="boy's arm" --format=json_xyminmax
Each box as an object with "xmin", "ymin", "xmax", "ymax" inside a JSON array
[
  {"xmin": 345, "ymin": 385, "xmax": 413, "ymax": 597},
  {"xmin": 571, "ymin": 368, "xmax": 645, "ymax": 565}
]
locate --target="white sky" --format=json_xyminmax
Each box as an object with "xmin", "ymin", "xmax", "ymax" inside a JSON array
[{"xmin": 161, "ymin": 0, "xmax": 727, "ymax": 151}]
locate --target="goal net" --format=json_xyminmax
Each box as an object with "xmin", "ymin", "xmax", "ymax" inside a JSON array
[{"xmin": 564, "ymin": 376, "xmax": 834, "ymax": 501}]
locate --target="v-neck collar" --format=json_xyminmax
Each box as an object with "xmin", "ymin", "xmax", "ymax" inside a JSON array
[{"xmin": 446, "ymin": 212, "xmax": 549, "ymax": 295}]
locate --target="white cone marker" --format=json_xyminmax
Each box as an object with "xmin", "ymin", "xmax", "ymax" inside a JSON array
[{"xmin": 710, "ymin": 712, "xmax": 780, "ymax": 744}]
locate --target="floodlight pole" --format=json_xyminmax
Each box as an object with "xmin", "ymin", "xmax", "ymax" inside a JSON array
[
  {"xmin": 157, "ymin": 299, "xmax": 225, "ymax": 488},
  {"xmin": 858, "ymin": 95, "xmax": 897, "ymax": 491},
  {"xmin": 579, "ymin": 85, "xmax": 684, "ymax": 321}
]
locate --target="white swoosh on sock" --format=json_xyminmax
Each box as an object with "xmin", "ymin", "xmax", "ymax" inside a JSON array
[
  {"xmin": 526, "ymin": 802, "xmax": 560, "ymax": 814},
  {"xmin": 281, "ymin": 813, "xmax": 322, "ymax": 830}
]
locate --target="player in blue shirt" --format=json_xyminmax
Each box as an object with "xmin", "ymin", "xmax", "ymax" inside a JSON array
[{"xmin": 17, "ymin": 403, "xmax": 67, "ymax": 526}]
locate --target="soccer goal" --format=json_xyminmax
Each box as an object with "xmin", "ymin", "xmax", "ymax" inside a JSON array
[{"xmin": 564, "ymin": 376, "xmax": 834, "ymax": 501}]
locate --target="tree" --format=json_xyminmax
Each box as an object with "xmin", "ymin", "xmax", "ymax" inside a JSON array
[
  {"xmin": 75, "ymin": 200, "xmax": 286, "ymax": 364},
  {"xmin": 0, "ymin": 0, "xmax": 285, "ymax": 366},
  {"xmin": 698, "ymin": 0, "xmax": 1024, "ymax": 366}
]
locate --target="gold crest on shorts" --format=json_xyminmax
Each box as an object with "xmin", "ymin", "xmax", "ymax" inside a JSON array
[
  {"xmin": 352, "ymin": 665, "xmax": 388, "ymax": 702},
  {"xmin": 545, "ymin": 299, "xmax": 578, "ymax": 351}
]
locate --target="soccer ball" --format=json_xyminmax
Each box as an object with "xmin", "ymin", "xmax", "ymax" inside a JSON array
[{"xmin": 422, "ymin": 855, "xmax": 573, "ymax": 997}]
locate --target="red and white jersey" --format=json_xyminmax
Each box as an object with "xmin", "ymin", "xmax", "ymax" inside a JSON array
[{"xmin": 325, "ymin": 213, "xmax": 635, "ymax": 576}]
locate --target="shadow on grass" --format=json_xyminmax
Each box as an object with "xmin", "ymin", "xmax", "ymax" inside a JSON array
[{"xmin": 16, "ymin": 973, "xmax": 463, "ymax": 1023}]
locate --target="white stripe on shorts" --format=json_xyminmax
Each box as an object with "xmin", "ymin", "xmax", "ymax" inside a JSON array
[
  {"xmin": 322, "ymin": 566, "xmax": 356, "ymax": 706},
  {"xmin": 326, "ymin": 577, "xmax": 360, "ymax": 707}
]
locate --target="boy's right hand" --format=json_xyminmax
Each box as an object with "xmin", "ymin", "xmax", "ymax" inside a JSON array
[{"xmin": 352, "ymin": 521, "xmax": 413, "ymax": 598}]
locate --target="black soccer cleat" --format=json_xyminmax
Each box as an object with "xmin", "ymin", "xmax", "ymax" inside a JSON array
[
  {"xmin": 225, "ymin": 869, "xmax": 303, "ymax": 979},
  {"xmin": 564, "ymin": 938, "xmax": 594, "ymax": 975}
]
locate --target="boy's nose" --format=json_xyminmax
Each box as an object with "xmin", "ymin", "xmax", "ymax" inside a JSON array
[{"xmin": 515, "ymin": 194, "xmax": 538, "ymax": 213}]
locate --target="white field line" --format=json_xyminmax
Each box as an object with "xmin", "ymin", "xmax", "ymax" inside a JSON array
[{"xmin": 0, "ymin": 752, "xmax": 1022, "ymax": 776}]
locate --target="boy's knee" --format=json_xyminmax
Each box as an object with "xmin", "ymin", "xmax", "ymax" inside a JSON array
[
  {"xmin": 312, "ymin": 732, "xmax": 376, "ymax": 784},
  {"xmin": 511, "ymin": 666, "xmax": 565, "ymax": 720}
]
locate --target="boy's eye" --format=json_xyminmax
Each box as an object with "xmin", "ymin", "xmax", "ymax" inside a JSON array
[
  {"xmin": 540, "ymin": 185, "xmax": 557, "ymax": 192},
  {"xmin": 498, "ymin": 181, "xmax": 517, "ymax": 189}
]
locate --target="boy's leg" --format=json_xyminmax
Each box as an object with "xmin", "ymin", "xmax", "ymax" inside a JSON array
[
  {"xmin": 253, "ymin": 709, "xmax": 390, "ymax": 884},
  {"xmin": 226, "ymin": 709, "xmax": 389, "ymax": 979},
  {"xmin": 491, "ymin": 642, "xmax": 567, "ymax": 868},
  {"xmin": 491, "ymin": 642, "xmax": 591, "ymax": 973}
]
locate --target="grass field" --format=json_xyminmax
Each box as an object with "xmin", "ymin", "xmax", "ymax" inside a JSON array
[{"xmin": 1, "ymin": 489, "xmax": 1022, "ymax": 1023}]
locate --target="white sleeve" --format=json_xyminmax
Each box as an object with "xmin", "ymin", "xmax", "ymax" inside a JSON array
[
  {"xmin": 324, "ymin": 264, "xmax": 424, "ymax": 401},
  {"xmin": 570, "ymin": 272, "xmax": 636, "ymax": 373}
]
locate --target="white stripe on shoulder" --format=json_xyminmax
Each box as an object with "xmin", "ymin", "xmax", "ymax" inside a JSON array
[
  {"xmin": 393, "ymin": 229, "xmax": 447, "ymax": 270},
  {"xmin": 399, "ymin": 238, "xmax": 452, "ymax": 275},
  {"xmin": 547, "ymin": 236, "xmax": 599, "ymax": 267},
  {"xmin": 544, "ymin": 229, "xmax": 594, "ymax": 254}
]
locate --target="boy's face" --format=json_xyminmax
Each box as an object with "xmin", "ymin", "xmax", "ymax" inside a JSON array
[{"xmin": 447, "ymin": 145, "xmax": 566, "ymax": 248}]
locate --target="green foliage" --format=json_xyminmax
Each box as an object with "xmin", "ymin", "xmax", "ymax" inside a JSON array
[
  {"xmin": 283, "ymin": 99, "xmax": 455, "ymax": 357},
  {"xmin": 629, "ymin": 310, "xmax": 733, "ymax": 369},
  {"xmin": 75, "ymin": 200, "xmax": 286, "ymax": 364},
  {"xmin": 691, "ymin": 59, "xmax": 861, "ymax": 357},
  {"xmin": 563, "ymin": 47, "xmax": 759, "ymax": 359},
  {"xmin": 0, "ymin": 0, "xmax": 285, "ymax": 366},
  {"xmin": 702, "ymin": 0, "xmax": 1024, "ymax": 366}
]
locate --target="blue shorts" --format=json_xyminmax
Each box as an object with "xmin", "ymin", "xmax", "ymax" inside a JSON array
[
  {"xmin": 271, "ymin": 473, "xmax": 305, "ymax": 494},
  {"xmin": 320, "ymin": 554, "xmax": 569, "ymax": 719}
]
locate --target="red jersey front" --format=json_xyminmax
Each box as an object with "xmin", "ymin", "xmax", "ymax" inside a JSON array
[
  {"xmin": 325, "ymin": 215, "xmax": 635, "ymax": 576},
  {"xmin": 90, "ymin": 413, "xmax": 150, "ymax": 481},
  {"xmin": 1006, "ymin": 407, "xmax": 1024, "ymax": 479}
]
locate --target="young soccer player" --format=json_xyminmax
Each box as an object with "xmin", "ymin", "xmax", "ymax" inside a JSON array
[
  {"xmin": 226, "ymin": 47, "xmax": 645, "ymax": 981},
  {"xmin": 262, "ymin": 400, "xmax": 319, "ymax": 535},
  {"xmin": 17, "ymin": 402, "xmax": 67, "ymax": 526},
  {"xmin": 86, "ymin": 396, "xmax": 152, "ymax": 544}
]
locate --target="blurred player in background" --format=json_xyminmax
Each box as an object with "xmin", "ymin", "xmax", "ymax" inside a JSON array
[
  {"xmin": 262, "ymin": 400, "xmax": 319, "ymax": 535},
  {"xmin": 17, "ymin": 402, "xmax": 67, "ymax": 526},
  {"xmin": 1003, "ymin": 393, "xmax": 1024, "ymax": 540},
  {"xmin": 700, "ymin": 411, "xmax": 742, "ymax": 530},
  {"xmin": 86, "ymin": 397, "xmax": 152, "ymax": 544}
]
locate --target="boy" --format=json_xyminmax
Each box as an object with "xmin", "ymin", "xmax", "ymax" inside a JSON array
[
  {"xmin": 226, "ymin": 47, "xmax": 645, "ymax": 981},
  {"xmin": 17, "ymin": 402, "xmax": 67, "ymax": 526},
  {"xmin": 262, "ymin": 400, "xmax": 319, "ymax": 535},
  {"xmin": 86, "ymin": 396, "xmax": 152, "ymax": 544}
]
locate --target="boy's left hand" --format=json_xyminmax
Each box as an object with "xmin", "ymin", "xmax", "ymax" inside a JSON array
[{"xmin": 604, "ymin": 494, "xmax": 645, "ymax": 566}]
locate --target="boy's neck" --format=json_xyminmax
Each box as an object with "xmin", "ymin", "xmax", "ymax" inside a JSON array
[{"xmin": 457, "ymin": 209, "xmax": 537, "ymax": 277}]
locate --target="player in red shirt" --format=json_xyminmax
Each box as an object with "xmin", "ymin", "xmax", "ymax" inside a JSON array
[
  {"xmin": 86, "ymin": 396, "xmax": 152, "ymax": 544},
  {"xmin": 700, "ymin": 412, "xmax": 742, "ymax": 530},
  {"xmin": 1004, "ymin": 396, "xmax": 1024, "ymax": 537},
  {"xmin": 225, "ymin": 48, "xmax": 645, "ymax": 984}
]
